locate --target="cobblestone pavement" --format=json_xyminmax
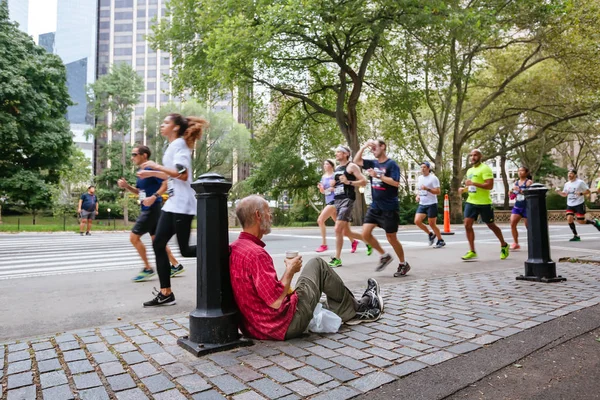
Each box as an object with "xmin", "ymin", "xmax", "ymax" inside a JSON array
[{"xmin": 2, "ymin": 263, "xmax": 600, "ymax": 400}]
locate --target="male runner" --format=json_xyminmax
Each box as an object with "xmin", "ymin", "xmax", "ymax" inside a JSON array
[
  {"xmin": 459, "ymin": 149, "xmax": 509, "ymax": 261},
  {"xmin": 414, "ymin": 161, "xmax": 445, "ymax": 248},
  {"xmin": 118, "ymin": 145, "xmax": 184, "ymax": 282},
  {"xmin": 555, "ymin": 168, "xmax": 600, "ymax": 241},
  {"xmin": 354, "ymin": 139, "xmax": 410, "ymax": 277}
]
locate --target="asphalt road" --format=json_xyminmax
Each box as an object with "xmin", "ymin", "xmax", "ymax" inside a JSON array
[{"xmin": 1, "ymin": 224, "xmax": 599, "ymax": 341}]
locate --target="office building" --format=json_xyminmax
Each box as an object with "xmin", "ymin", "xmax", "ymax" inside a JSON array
[
  {"xmin": 4, "ymin": 0, "xmax": 28, "ymax": 32},
  {"xmin": 54, "ymin": 0, "xmax": 97, "ymax": 167},
  {"xmin": 39, "ymin": 32, "xmax": 55, "ymax": 53}
]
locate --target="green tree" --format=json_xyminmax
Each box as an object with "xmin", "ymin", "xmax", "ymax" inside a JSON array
[
  {"xmin": 377, "ymin": 0, "xmax": 600, "ymax": 220},
  {"xmin": 0, "ymin": 2, "xmax": 73, "ymax": 221},
  {"xmin": 86, "ymin": 62, "xmax": 144, "ymax": 222}
]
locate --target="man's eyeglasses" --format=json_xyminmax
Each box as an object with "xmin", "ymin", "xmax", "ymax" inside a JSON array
[{"xmin": 131, "ymin": 153, "xmax": 139, "ymax": 156}]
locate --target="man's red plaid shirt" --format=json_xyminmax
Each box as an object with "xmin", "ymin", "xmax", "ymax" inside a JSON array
[{"xmin": 229, "ymin": 232, "xmax": 298, "ymax": 340}]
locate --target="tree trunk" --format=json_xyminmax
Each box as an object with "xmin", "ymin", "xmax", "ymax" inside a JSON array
[{"xmin": 500, "ymin": 155, "xmax": 509, "ymax": 209}]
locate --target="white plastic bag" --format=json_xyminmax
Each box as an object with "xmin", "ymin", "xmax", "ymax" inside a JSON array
[{"xmin": 307, "ymin": 303, "xmax": 342, "ymax": 333}]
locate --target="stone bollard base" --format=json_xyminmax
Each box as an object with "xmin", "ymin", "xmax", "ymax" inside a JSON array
[{"xmin": 177, "ymin": 336, "xmax": 253, "ymax": 357}]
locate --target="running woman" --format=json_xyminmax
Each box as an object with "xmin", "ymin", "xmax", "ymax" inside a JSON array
[
  {"xmin": 137, "ymin": 113, "xmax": 208, "ymax": 307},
  {"xmin": 555, "ymin": 168, "xmax": 600, "ymax": 241},
  {"xmin": 354, "ymin": 139, "xmax": 410, "ymax": 277},
  {"xmin": 315, "ymin": 159, "xmax": 359, "ymax": 253},
  {"xmin": 509, "ymin": 166, "xmax": 533, "ymax": 250},
  {"xmin": 327, "ymin": 145, "xmax": 367, "ymax": 268},
  {"xmin": 117, "ymin": 145, "xmax": 184, "ymax": 282},
  {"xmin": 414, "ymin": 161, "xmax": 445, "ymax": 248}
]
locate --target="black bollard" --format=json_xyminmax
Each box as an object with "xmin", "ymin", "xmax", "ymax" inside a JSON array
[
  {"xmin": 178, "ymin": 173, "xmax": 252, "ymax": 356},
  {"xmin": 516, "ymin": 183, "xmax": 566, "ymax": 283}
]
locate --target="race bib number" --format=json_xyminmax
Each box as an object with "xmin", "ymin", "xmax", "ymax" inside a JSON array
[
  {"xmin": 324, "ymin": 188, "xmax": 332, "ymax": 195},
  {"xmin": 516, "ymin": 194, "xmax": 525, "ymax": 202},
  {"xmin": 334, "ymin": 185, "xmax": 345, "ymax": 195},
  {"xmin": 468, "ymin": 185, "xmax": 477, "ymax": 193},
  {"xmin": 419, "ymin": 190, "xmax": 428, "ymax": 197},
  {"xmin": 138, "ymin": 190, "xmax": 146, "ymax": 201},
  {"xmin": 167, "ymin": 178, "xmax": 175, "ymax": 197}
]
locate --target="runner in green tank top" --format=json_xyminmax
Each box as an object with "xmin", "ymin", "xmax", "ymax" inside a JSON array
[{"xmin": 459, "ymin": 149, "xmax": 509, "ymax": 261}]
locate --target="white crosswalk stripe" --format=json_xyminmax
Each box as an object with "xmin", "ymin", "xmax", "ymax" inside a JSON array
[{"xmin": 0, "ymin": 233, "xmax": 191, "ymax": 280}]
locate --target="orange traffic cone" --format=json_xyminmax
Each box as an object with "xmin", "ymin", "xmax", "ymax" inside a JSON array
[{"xmin": 441, "ymin": 193, "xmax": 455, "ymax": 235}]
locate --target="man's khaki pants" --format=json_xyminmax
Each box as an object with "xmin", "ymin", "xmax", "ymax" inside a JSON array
[{"xmin": 285, "ymin": 257, "xmax": 358, "ymax": 339}]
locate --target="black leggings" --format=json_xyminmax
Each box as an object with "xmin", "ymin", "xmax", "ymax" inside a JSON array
[{"xmin": 153, "ymin": 211, "xmax": 196, "ymax": 289}]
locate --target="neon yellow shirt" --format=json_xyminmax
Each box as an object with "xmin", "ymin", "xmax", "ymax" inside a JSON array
[{"xmin": 465, "ymin": 163, "xmax": 493, "ymax": 205}]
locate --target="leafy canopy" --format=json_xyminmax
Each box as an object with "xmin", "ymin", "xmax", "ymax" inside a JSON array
[{"xmin": 0, "ymin": 2, "xmax": 73, "ymax": 210}]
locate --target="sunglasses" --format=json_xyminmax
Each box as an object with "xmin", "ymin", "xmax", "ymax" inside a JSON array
[{"xmin": 131, "ymin": 153, "xmax": 139, "ymax": 156}]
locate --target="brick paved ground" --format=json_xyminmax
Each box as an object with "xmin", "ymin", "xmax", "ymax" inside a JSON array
[{"xmin": 2, "ymin": 262, "xmax": 599, "ymax": 400}]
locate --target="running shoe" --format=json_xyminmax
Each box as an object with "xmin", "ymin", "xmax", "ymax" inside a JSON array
[
  {"xmin": 350, "ymin": 240, "xmax": 359, "ymax": 253},
  {"xmin": 428, "ymin": 232, "xmax": 435, "ymax": 246},
  {"xmin": 170, "ymin": 264, "xmax": 185, "ymax": 277},
  {"xmin": 346, "ymin": 308, "xmax": 381, "ymax": 325},
  {"xmin": 394, "ymin": 262, "xmax": 411, "ymax": 277},
  {"xmin": 143, "ymin": 288, "xmax": 176, "ymax": 307},
  {"xmin": 510, "ymin": 243, "xmax": 520, "ymax": 250},
  {"xmin": 316, "ymin": 244, "xmax": 328, "ymax": 252},
  {"xmin": 133, "ymin": 269, "xmax": 155, "ymax": 282},
  {"xmin": 461, "ymin": 251, "xmax": 478, "ymax": 260},
  {"xmin": 85, "ymin": 232, "xmax": 91, "ymax": 236},
  {"xmin": 366, "ymin": 244, "xmax": 373, "ymax": 256},
  {"xmin": 361, "ymin": 278, "xmax": 383, "ymax": 312},
  {"xmin": 594, "ymin": 218, "xmax": 600, "ymax": 231},
  {"xmin": 433, "ymin": 240, "xmax": 446, "ymax": 249},
  {"xmin": 569, "ymin": 236, "xmax": 581, "ymax": 242},
  {"xmin": 500, "ymin": 244, "xmax": 510, "ymax": 260},
  {"xmin": 328, "ymin": 257, "xmax": 342, "ymax": 268},
  {"xmin": 375, "ymin": 253, "xmax": 393, "ymax": 272}
]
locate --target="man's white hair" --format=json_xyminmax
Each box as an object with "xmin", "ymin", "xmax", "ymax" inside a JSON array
[{"xmin": 235, "ymin": 195, "xmax": 268, "ymax": 228}]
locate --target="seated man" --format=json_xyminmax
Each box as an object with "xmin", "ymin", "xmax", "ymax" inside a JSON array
[{"xmin": 230, "ymin": 195, "xmax": 384, "ymax": 341}]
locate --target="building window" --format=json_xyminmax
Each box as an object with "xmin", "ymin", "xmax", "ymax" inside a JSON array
[
  {"xmin": 147, "ymin": 69, "xmax": 157, "ymax": 78},
  {"xmin": 137, "ymin": 21, "xmax": 146, "ymax": 30},
  {"xmin": 114, "ymin": 47, "xmax": 133, "ymax": 56},
  {"xmin": 100, "ymin": 0, "xmax": 110, "ymax": 6},
  {"xmin": 99, "ymin": 21, "xmax": 110, "ymax": 29},
  {"xmin": 160, "ymin": 81, "xmax": 170, "ymax": 90},
  {"xmin": 136, "ymin": 57, "xmax": 145, "ymax": 66},
  {"xmin": 100, "ymin": 10, "xmax": 110, "ymax": 17},
  {"xmin": 148, "ymin": 8, "xmax": 158, "ymax": 18},
  {"xmin": 137, "ymin": 34, "xmax": 145, "ymax": 41},
  {"xmin": 114, "ymin": 23, "xmax": 133, "ymax": 32},
  {"xmin": 161, "ymin": 57, "xmax": 170, "ymax": 66},
  {"xmin": 147, "ymin": 57, "xmax": 157, "ymax": 65},
  {"xmin": 98, "ymin": 32, "xmax": 110, "ymax": 41},
  {"xmin": 136, "ymin": 106, "xmax": 145, "ymax": 115},
  {"xmin": 115, "ymin": 0, "xmax": 134, "ymax": 7},
  {"xmin": 147, "ymin": 94, "xmax": 156, "ymax": 103},
  {"xmin": 114, "ymin": 35, "xmax": 133, "ymax": 44},
  {"xmin": 136, "ymin": 45, "xmax": 145, "ymax": 54},
  {"xmin": 115, "ymin": 11, "xmax": 133, "ymax": 20},
  {"xmin": 160, "ymin": 94, "xmax": 170, "ymax": 103},
  {"xmin": 147, "ymin": 82, "xmax": 156, "ymax": 90},
  {"xmin": 137, "ymin": 9, "xmax": 146, "ymax": 17}
]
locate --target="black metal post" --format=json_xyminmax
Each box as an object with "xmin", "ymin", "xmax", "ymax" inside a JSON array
[
  {"xmin": 178, "ymin": 173, "xmax": 252, "ymax": 356},
  {"xmin": 516, "ymin": 183, "xmax": 566, "ymax": 283}
]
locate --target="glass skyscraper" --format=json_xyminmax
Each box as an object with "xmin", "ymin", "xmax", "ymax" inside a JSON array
[
  {"xmin": 5, "ymin": 0, "xmax": 28, "ymax": 32},
  {"xmin": 55, "ymin": 0, "xmax": 98, "ymax": 168}
]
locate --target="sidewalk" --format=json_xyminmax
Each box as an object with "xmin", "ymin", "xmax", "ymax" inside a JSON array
[{"xmin": 2, "ymin": 260, "xmax": 600, "ymax": 400}]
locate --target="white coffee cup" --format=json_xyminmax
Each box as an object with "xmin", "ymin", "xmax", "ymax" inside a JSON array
[{"xmin": 286, "ymin": 250, "xmax": 299, "ymax": 259}]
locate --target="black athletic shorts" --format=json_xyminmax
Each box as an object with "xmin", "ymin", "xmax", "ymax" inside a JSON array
[
  {"xmin": 566, "ymin": 203, "xmax": 586, "ymax": 219},
  {"xmin": 464, "ymin": 203, "xmax": 495, "ymax": 224},
  {"xmin": 364, "ymin": 208, "xmax": 399, "ymax": 233},
  {"xmin": 132, "ymin": 206, "xmax": 161, "ymax": 236}
]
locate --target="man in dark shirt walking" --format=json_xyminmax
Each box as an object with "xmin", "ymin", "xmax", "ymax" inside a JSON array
[{"xmin": 78, "ymin": 186, "xmax": 98, "ymax": 236}]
